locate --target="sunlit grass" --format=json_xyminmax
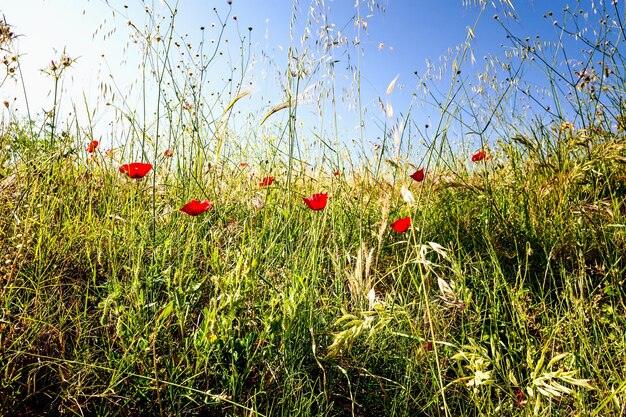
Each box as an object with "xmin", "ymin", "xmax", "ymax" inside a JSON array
[{"xmin": 1, "ymin": 1, "xmax": 626, "ymax": 416}]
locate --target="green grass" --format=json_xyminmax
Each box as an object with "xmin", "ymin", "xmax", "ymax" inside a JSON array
[{"xmin": 1, "ymin": 1, "xmax": 626, "ymax": 416}]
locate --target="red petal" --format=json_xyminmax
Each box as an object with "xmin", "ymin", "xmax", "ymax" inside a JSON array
[
  {"xmin": 471, "ymin": 151, "xmax": 486, "ymax": 162},
  {"xmin": 390, "ymin": 216, "xmax": 411, "ymax": 232},
  {"xmin": 259, "ymin": 176, "xmax": 274, "ymax": 187},
  {"xmin": 120, "ymin": 162, "xmax": 153, "ymax": 179},
  {"xmin": 87, "ymin": 140, "xmax": 99, "ymax": 153},
  {"xmin": 180, "ymin": 199, "xmax": 212, "ymax": 216},
  {"xmin": 303, "ymin": 193, "xmax": 328, "ymax": 210},
  {"xmin": 410, "ymin": 168, "xmax": 425, "ymax": 182}
]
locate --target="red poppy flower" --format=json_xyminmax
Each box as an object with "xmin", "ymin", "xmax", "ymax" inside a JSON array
[
  {"xmin": 259, "ymin": 176, "xmax": 274, "ymax": 187},
  {"xmin": 390, "ymin": 216, "xmax": 411, "ymax": 232},
  {"xmin": 471, "ymin": 150, "xmax": 489, "ymax": 162},
  {"xmin": 86, "ymin": 140, "xmax": 99, "ymax": 153},
  {"xmin": 180, "ymin": 199, "xmax": 212, "ymax": 216},
  {"xmin": 422, "ymin": 341, "xmax": 433, "ymax": 351},
  {"xmin": 303, "ymin": 193, "xmax": 328, "ymax": 211},
  {"xmin": 411, "ymin": 168, "xmax": 425, "ymax": 182},
  {"xmin": 164, "ymin": 149, "xmax": 174, "ymax": 157},
  {"xmin": 119, "ymin": 162, "xmax": 153, "ymax": 179},
  {"xmin": 333, "ymin": 170, "xmax": 340, "ymax": 177}
]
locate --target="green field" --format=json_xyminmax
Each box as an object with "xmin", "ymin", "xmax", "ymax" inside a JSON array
[{"xmin": 1, "ymin": 1, "xmax": 626, "ymax": 415}]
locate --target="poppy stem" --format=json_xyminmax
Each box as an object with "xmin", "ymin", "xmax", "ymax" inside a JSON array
[{"xmin": 49, "ymin": 76, "xmax": 59, "ymax": 149}]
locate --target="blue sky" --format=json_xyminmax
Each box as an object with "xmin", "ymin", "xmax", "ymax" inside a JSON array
[{"xmin": 0, "ymin": 0, "xmax": 617, "ymax": 160}]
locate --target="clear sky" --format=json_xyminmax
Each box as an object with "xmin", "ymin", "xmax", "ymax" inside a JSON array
[{"xmin": 0, "ymin": 0, "xmax": 617, "ymax": 160}]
